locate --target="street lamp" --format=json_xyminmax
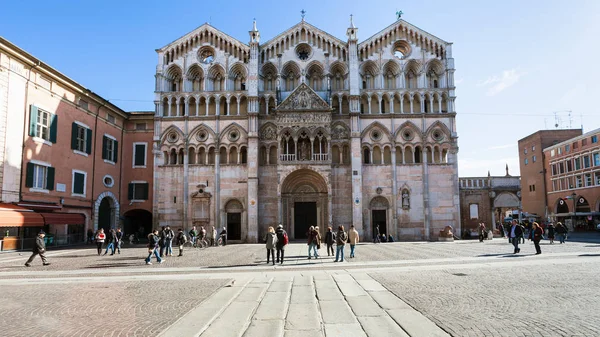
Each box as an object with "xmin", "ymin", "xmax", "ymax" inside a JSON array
[{"xmin": 571, "ymin": 192, "xmax": 577, "ymax": 230}]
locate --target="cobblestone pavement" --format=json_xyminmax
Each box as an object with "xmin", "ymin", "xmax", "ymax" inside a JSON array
[
  {"xmin": 0, "ymin": 279, "xmax": 229, "ymax": 337},
  {"xmin": 372, "ymin": 260, "xmax": 600, "ymax": 337},
  {"xmin": 1, "ymin": 238, "xmax": 600, "ymax": 336}
]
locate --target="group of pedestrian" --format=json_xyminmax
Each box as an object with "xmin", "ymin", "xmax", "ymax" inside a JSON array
[
  {"xmin": 92, "ymin": 228, "xmax": 124, "ymax": 256},
  {"xmin": 506, "ymin": 220, "xmax": 570, "ymax": 255},
  {"xmin": 263, "ymin": 224, "xmax": 288, "ymax": 265}
]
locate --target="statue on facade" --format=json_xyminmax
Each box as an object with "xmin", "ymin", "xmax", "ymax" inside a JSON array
[
  {"xmin": 300, "ymin": 140, "xmax": 310, "ymax": 160},
  {"xmin": 402, "ymin": 191, "xmax": 410, "ymax": 209}
]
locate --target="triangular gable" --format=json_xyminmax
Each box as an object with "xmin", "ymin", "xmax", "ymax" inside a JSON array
[
  {"xmin": 276, "ymin": 83, "xmax": 331, "ymax": 111},
  {"xmin": 157, "ymin": 23, "xmax": 249, "ymax": 52},
  {"xmin": 358, "ymin": 19, "xmax": 450, "ymax": 50},
  {"xmin": 261, "ymin": 21, "xmax": 347, "ymax": 49}
]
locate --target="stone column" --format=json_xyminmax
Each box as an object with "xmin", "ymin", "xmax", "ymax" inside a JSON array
[
  {"xmin": 167, "ymin": 97, "xmax": 172, "ymax": 117},
  {"xmin": 367, "ymin": 97, "xmax": 372, "ymax": 114},
  {"xmin": 422, "ymin": 147, "xmax": 430, "ymax": 240},
  {"xmin": 391, "ymin": 147, "xmax": 398, "ymax": 239}
]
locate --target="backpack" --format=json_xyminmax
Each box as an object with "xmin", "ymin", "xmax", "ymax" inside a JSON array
[{"xmin": 283, "ymin": 231, "xmax": 289, "ymax": 245}]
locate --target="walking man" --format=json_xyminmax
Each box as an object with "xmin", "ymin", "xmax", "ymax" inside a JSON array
[
  {"xmin": 189, "ymin": 226, "xmax": 198, "ymax": 247},
  {"xmin": 374, "ymin": 225, "xmax": 381, "ymax": 243},
  {"xmin": 103, "ymin": 229, "xmax": 116, "ymax": 255},
  {"xmin": 25, "ymin": 230, "xmax": 50, "ymax": 267},
  {"xmin": 146, "ymin": 229, "xmax": 163, "ymax": 265},
  {"xmin": 115, "ymin": 228, "xmax": 123, "ymax": 254},
  {"xmin": 509, "ymin": 220, "xmax": 523, "ymax": 254},
  {"xmin": 348, "ymin": 224, "xmax": 359, "ymax": 258}
]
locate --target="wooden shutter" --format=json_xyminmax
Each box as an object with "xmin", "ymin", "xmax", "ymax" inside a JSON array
[
  {"xmin": 86, "ymin": 128, "xmax": 93, "ymax": 154},
  {"xmin": 71, "ymin": 123, "xmax": 78, "ymax": 150},
  {"xmin": 25, "ymin": 162, "xmax": 34, "ymax": 187},
  {"xmin": 113, "ymin": 140, "xmax": 119, "ymax": 163},
  {"xmin": 142, "ymin": 183, "xmax": 149, "ymax": 200},
  {"xmin": 74, "ymin": 173, "xmax": 84, "ymax": 194},
  {"xmin": 46, "ymin": 167, "xmax": 55, "ymax": 191},
  {"xmin": 49, "ymin": 114, "xmax": 57, "ymax": 143},
  {"xmin": 102, "ymin": 136, "xmax": 108, "ymax": 160},
  {"xmin": 128, "ymin": 183, "xmax": 134, "ymax": 200},
  {"xmin": 29, "ymin": 105, "xmax": 38, "ymax": 137}
]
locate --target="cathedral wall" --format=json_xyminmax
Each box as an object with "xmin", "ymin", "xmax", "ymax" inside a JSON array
[
  {"xmin": 258, "ymin": 165, "xmax": 278, "ymax": 238},
  {"xmin": 396, "ymin": 165, "xmax": 425, "ymax": 240},
  {"xmin": 156, "ymin": 166, "xmax": 185, "ymax": 226},
  {"xmin": 428, "ymin": 164, "xmax": 460, "ymax": 236},
  {"xmin": 331, "ymin": 166, "xmax": 353, "ymax": 227}
]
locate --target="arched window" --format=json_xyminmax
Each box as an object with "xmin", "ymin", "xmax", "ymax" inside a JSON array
[{"xmin": 363, "ymin": 148, "xmax": 371, "ymax": 164}]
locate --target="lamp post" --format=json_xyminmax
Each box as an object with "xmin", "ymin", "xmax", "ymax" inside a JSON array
[{"xmin": 571, "ymin": 192, "xmax": 577, "ymax": 230}]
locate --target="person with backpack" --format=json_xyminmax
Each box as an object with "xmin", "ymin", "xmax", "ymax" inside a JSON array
[
  {"xmin": 348, "ymin": 225, "xmax": 359, "ymax": 258},
  {"xmin": 334, "ymin": 225, "xmax": 348, "ymax": 262},
  {"xmin": 176, "ymin": 228, "xmax": 187, "ymax": 256},
  {"xmin": 325, "ymin": 226, "xmax": 336, "ymax": 256},
  {"xmin": 275, "ymin": 224, "xmax": 288, "ymax": 264},
  {"xmin": 264, "ymin": 226, "xmax": 278, "ymax": 265},
  {"xmin": 95, "ymin": 228, "xmax": 106, "ymax": 256}
]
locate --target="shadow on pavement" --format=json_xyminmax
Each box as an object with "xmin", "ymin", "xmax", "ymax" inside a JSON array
[
  {"xmin": 579, "ymin": 254, "xmax": 600, "ymax": 257},
  {"xmin": 85, "ymin": 263, "xmax": 140, "ymax": 269},
  {"xmin": 477, "ymin": 253, "xmax": 509, "ymax": 257}
]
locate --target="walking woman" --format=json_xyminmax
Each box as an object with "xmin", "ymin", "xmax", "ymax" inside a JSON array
[
  {"xmin": 532, "ymin": 222, "xmax": 543, "ymax": 255},
  {"xmin": 95, "ymin": 229, "xmax": 106, "ymax": 256},
  {"xmin": 264, "ymin": 226, "xmax": 278, "ymax": 265}
]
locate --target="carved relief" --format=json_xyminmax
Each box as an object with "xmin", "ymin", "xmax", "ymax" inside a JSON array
[
  {"xmin": 332, "ymin": 124, "xmax": 349, "ymax": 140},
  {"xmin": 259, "ymin": 125, "xmax": 276, "ymax": 140},
  {"xmin": 277, "ymin": 83, "xmax": 330, "ymax": 110},
  {"xmin": 275, "ymin": 113, "xmax": 331, "ymax": 125}
]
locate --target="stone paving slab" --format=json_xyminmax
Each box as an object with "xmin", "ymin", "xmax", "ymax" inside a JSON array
[
  {"xmin": 284, "ymin": 330, "xmax": 323, "ymax": 337},
  {"xmin": 387, "ymin": 309, "xmax": 450, "ymax": 337},
  {"xmin": 290, "ymin": 284, "xmax": 316, "ymax": 304},
  {"xmin": 369, "ymin": 291, "xmax": 414, "ymax": 310},
  {"xmin": 268, "ymin": 281, "xmax": 292, "ymax": 292},
  {"xmin": 200, "ymin": 301, "xmax": 259, "ymax": 337},
  {"xmin": 316, "ymin": 285, "xmax": 344, "ymax": 301},
  {"xmin": 323, "ymin": 323, "xmax": 367, "ymax": 337},
  {"xmin": 346, "ymin": 295, "xmax": 385, "ymax": 317},
  {"xmin": 254, "ymin": 292, "xmax": 289, "ymax": 320},
  {"xmin": 285, "ymin": 302, "xmax": 321, "ymax": 331},
  {"xmin": 336, "ymin": 279, "xmax": 368, "ymax": 297},
  {"xmin": 243, "ymin": 319, "xmax": 284, "ymax": 337},
  {"xmin": 319, "ymin": 300, "xmax": 357, "ymax": 324},
  {"xmin": 236, "ymin": 285, "xmax": 269, "ymax": 302},
  {"xmin": 358, "ymin": 316, "xmax": 410, "ymax": 337}
]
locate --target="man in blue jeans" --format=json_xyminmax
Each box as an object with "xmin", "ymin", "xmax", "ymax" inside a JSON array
[
  {"xmin": 146, "ymin": 229, "xmax": 164, "ymax": 265},
  {"xmin": 334, "ymin": 225, "xmax": 347, "ymax": 262},
  {"xmin": 509, "ymin": 220, "xmax": 523, "ymax": 254}
]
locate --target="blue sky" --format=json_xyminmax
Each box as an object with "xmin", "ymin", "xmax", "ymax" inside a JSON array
[{"xmin": 2, "ymin": 0, "xmax": 599, "ymax": 177}]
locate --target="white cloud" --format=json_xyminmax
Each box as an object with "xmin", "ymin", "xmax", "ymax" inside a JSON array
[{"xmin": 478, "ymin": 69, "xmax": 525, "ymax": 96}]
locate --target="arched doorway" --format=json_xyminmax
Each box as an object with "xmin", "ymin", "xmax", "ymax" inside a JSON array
[
  {"xmin": 98, "ymin": 198, "xmax": 114, "ymax": 231},
  {"xmin": 370, "ymin": 196, "xmax": 389, "ymax": 240},
  {"xmin": 575, "ymin": 196, "xmax": 592, "ymax": 231},
  {"xmin": 493, "ymin": 192, "xmax": 520, "ymax": 225},
  {"xmin": 123, "ymin": 209, "xmax": 152, "ymax": 240},
  {"xmin": 224, "ymin": 199, "xmax": 244, "ymax": 241},
  {"xmin": 281, "ymin": 169, "xmax": 329, "ymax": 240}
]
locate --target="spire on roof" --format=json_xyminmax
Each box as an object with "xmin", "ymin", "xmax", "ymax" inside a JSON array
[
  {"xmin": 350, "ymin": 14, "xmax": 356, "ymax": 28},
  {"xmin": 252, "ymin": 18, "xmax": 258, "ymax": 32},
  {"xmin": 505, "ymin": 164, "xmax": 510, "ymax": 176}
]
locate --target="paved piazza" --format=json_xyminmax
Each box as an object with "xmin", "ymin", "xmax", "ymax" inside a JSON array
[{"xmin": 1, "ymin": 236, "xmax": 600, "ymax": 336}]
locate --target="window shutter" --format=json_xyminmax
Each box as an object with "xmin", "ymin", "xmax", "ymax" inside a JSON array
[
  {"xmin": 142, "ymin": 183, "xmax": 149, "ymax": 200},
  {"xmin": 29, "ymin": 105, "xmax": 38, "ymax": 137},
  {"xmin": 135, "ymin": 144, "xmax": 145, "ymax": 166},
  {"xmin": 74, "ymin": 173, "xmax": 84, "ymax": 194},
  {"xmin": 49, "ymin": 114, "xmax": 58, "ymax": 143},
  {"xmin": 25, "ymin": 162, "xmax": 34, "ymax": 187},
  {"xmin": 71, "ymin": 123, "xmax": 78, "ymax": 150},
  {"xmin": 113, "ymin": 140, "xmax": 119, "ymax": 163},
  {"xmin": 102, "ymin": 136, "xmax": 108, "ymax": 160},
  {"xmin": 128, "ymin": 183, "xmax": 134, "ymax": 200},
  {"xmin": 46, "ymin": 167, "xmax": 55, "ymax": 191},
  {"xmin": 86, "ymin": 128, "xmax": 93, "ymax": 154}
]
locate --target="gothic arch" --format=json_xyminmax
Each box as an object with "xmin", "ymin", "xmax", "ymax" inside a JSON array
[
  {"xmin": 229, "ymin": 62, "xmax": 248, "ymax": 78},
  {"xmin": 165, "ymin": 64, "xmax": 183, "ymax": 80},
  {"xmin": 493, "ymin": 192, "xmax": 520, "ymax": 208},
  {"xmin": 370, "ymin": 196, "xmax": 390, "ymax": 209},
  {"xmin": 425, "ymin": 121, "xmax": 452, "ymax": 141},
  {"xmin": 188, "ymin": 123, "xmax": 217, "ymax": 143},
  {"xmin": 261, "ymin": 62, "xmax": 278, "ymax": 76},
  {"xmin": 160, "ymin": 125, "xmax": 185, "ymax": 144},
  {"xmin": 93, "ymin": 191, "xmax": 119, "ymax": 231},
  {"xmin": 361, "ymin": 121, "xmax": 391, "ymax": 141},
  {"xmin": 360, "ymin": 60, "xmax": 380, "ymax": 76},
  {"xmin": 224, "ymin": 198, "xmax": 244, "ymax": 212},
  {"xmin": 279, "ymin": 168, "xmax": 330, "ymax": 195},
  {"xmin": 329, "ymin": 61, "xmax": 348, "ymax": 76},
  {"xmin": 219, "ymin": 122, "xmax": 248, "ymax": 142},
  {"xmin": 394, "ymin": 121, "xmax": 422, "ymax": 142}
]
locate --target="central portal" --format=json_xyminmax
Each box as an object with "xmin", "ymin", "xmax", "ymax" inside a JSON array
[
  {"xmin": 280, "ymin": 169, "xmax": 330, "ymax": 240},
  {"xmin": 294, "ymin": 202, "xmax": 317, "ymax": 239}
]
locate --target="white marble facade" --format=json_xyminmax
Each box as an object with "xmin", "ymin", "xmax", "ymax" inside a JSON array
[{"xmin": 153, "ymin": 16, "xmax": 460, "ymax": 242}]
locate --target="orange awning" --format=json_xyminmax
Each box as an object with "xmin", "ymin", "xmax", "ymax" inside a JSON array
[
  {"xmin": 0, "ymin": 204, "xmax": 44, "ymax": 227},
  {"xmin": 40, "ymin": 212, "xmax": 85, "ymax": 225}
]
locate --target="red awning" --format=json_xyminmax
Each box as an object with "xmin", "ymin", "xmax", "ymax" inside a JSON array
[
  {"xmin": 40, "ymin": 212, "xmax": 85, "ymax": 225},
  {"xmin": 0, "ymin": 204, "xmax": 44, "ymax": 227}
]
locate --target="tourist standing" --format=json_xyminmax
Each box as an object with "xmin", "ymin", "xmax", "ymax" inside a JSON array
[
  {"xmin": 146, "ymin": 229, "xmax": 163, "ymax": 265},
  {"xmin": 176, "ymin": 228, "xmax": 187, "ymax": 256},
  {"xmin": 547, "ymin": 223, "xmax": 555, "ymax": 244},
  {"xmin": 314, "ymin": 227, "xmax": 321, "ymax": 257},
  {"xmin": 532, "ymin": 222, "xmax": 543, "ymax": 255},
  {"xmin": 325, "ymin": 226, "xmax": 335, "ymax": 256},
  {"xmin": 334, "ymin": 225, "xmax": 347, "ymax": 262},
  {"xmin": 348, "ymin": 225, "xmax": 359, "ymax": 258},
  {"xmin": 95, "ymin": 229, "xmax": 106, "ymax": 255},
  {"xmin": 307, "ymin": 226, "xmax": 318, "ymax": 259},
  {"xmin": 478, "ymin": 222, "xmax": 486, "ymax": 242},
  {"xmin": 24, "ymin": 230, "xmax": 50, "ymax": 267},
  {"xmin": 275, "ymin": 224, "xmax": 287, "ymax": 264},
  {"xmin": 509, "ymin": 220, "xmax": 523, "ymax": 254},
  {"xmin": 189, "ymin": 226, "xmax": 198, "ymax": 247},
  {"xmin": 264, "ymin": 226, "xmax": 278, "ymax": 265},
  {"xmin": 165, "ymin": 226, "xmax": 174, "ymax": 256},
  {"xmin": 115, "ymin": 228, "xmax": 123, "ymax": 254}
]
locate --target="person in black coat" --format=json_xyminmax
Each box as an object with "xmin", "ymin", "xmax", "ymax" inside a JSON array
[
  {"xmin": 508, "ymin": 220, "xmax": 523, "ymax": 254},
  {"xmin": 275, "ymin": 224, "xmax": 287, "ymax": 264},
  {"xmin": 25, "ymin": 230, "xmax": 50, "ymax": 267},
  {"xmin": 324, "ymin": 226, "xmax": 335, "ymax": 256}
]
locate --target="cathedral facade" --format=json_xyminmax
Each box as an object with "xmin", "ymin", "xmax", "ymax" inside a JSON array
[{"xmin": 153, "ymin": 16, "xmax": 460, "ymax": 242}]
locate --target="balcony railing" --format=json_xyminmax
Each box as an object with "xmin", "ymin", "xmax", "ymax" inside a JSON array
[
  {"xmin": 313, "ymin": 153, "xmax": 328, "ymax": 161},
  {"xmin": 280, "ymin": 154, "xmax": 296, "ymax": 161}
]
